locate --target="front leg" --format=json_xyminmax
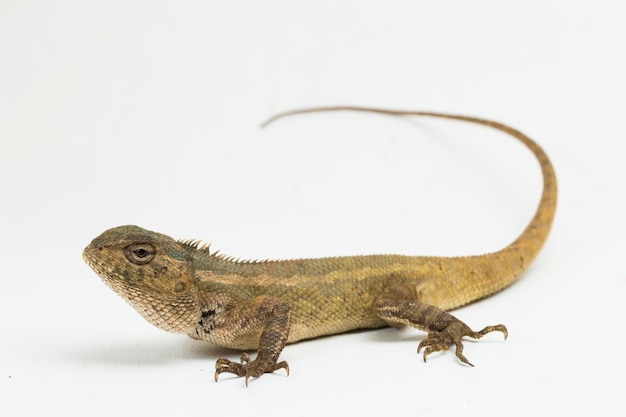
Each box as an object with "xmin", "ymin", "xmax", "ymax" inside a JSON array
[
  {"xmin": 212, "ymin": 296, "xmax": 291, "ymax": 385},
  {"xmin": 374, "ymin": 284, "xmax": 507, "ymax": 366}
]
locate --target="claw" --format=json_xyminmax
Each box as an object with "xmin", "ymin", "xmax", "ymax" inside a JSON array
[
  {"xmin": 417, "ymin": 322, "xmax": 507, "ymax": 365},
  {"xmin": 454, "ymin": 341, "xmax": 474, "ymax": 367},
  {"xmin": 214, "ymin": 357, "xmax": 244, "ymax": 383},
  {"xmin": 213, "ymin": 356, "xmax": 290, "ymax": 385},
  {"xmin": 280, "ymin": 361, "xmax": 290, "ymax": 377}
]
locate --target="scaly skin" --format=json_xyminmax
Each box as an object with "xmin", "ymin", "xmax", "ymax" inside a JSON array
[{"xmin": 83, "ymin": 107, "xmax": 556, "ymax": 385}]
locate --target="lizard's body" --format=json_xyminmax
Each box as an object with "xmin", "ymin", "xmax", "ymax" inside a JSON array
[
  {"xmin": 188, "ymin": 252, "xmax": 523, "ymax": 349},
  {"xmin": 84, "ymin": 107, "xmax": 556, "ymax": 384}
]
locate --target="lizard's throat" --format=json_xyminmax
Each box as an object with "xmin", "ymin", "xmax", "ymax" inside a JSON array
[
  {"xmin": 85, "ymin": 257, "xmax": 199, "ymax": 333},
  {"xmin": 111, "ymin": 282, "xmax": 199, "ymax": 334}
]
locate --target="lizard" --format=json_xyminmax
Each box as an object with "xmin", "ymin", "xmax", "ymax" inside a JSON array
[{"xmin": 83, "ymin": 106, "xmax": 556, "ymax": 385}]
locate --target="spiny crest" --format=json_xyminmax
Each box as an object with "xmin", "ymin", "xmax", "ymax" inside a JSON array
[
  {"xmin": 177, "ymin": 238, "xmax": 277, "ymax": 264},
  {"xmin": 178, "ymin": 238, "xmax": 212, "ymax": 252},
  {"xmin": 177, "ymin": 238, "xmax": 239, "ymax": 262}
]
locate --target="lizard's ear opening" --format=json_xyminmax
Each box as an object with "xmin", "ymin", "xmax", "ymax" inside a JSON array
[
  {"xmin": 124, "ymin": 243, "xmax": 156, "ymax": 265},
  {"xmin": 173, "ymin": 281, "xmax": 188, "ymax": 294}
]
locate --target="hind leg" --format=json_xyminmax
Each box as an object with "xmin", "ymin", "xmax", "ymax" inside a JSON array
[{"xmin": 374, "ymin": 284, "xmax": 507, "ymax": 365}]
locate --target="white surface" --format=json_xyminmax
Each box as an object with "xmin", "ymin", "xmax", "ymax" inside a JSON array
[{"xmin": 1, "ymin": 1, "xmax": 624, "ymax": 416}]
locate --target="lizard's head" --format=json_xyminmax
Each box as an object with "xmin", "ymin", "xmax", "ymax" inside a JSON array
[{"xmin": 83, "ymin": 225, "xmax": 201, "ymax": 334}]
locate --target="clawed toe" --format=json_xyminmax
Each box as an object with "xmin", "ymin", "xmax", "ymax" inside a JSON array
[
  {"xmin": 214, "ymin": 354, "xmax": 290, "ymax": 386},
  {"xmin": 214, "ymin": 358, "xmax": 243, "ymax": 382},
  {"xmin": 417, "ymin": 322, "xmax": 507, "ymax": 366}
]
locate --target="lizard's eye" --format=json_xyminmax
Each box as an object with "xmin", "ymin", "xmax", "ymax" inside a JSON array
[{"xmin": 124, "ymin": 243, "xmax": 156, "ymax": 265}]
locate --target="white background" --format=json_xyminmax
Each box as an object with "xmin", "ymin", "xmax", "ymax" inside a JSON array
[{"xmin": 1, "ymin": 1, "xmax": 624, "ymax": 416}]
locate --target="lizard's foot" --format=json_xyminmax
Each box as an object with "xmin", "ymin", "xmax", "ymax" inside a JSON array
[
  {"xmin": 417, "ymin": 321, "xmax": 508, "ymax": 366},
  {"xmin": 214, "ymin": 353, "xmax": 290, "ymax": 386}
]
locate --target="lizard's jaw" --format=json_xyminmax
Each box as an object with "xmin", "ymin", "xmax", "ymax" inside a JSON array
[{"xmin": 83, "ymin": 248, "xmax": 200, "ymax": 334}]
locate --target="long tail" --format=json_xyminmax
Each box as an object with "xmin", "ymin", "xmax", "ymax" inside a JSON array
[{"xmin": 262, "ymin": 106, "xmax": 557, "ymax": 291}]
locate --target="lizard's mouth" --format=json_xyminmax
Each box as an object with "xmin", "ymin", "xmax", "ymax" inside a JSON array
[
  {"xmin": 82, "ymin": 246, "xmax": 134, "ymax": 296},
  {"xmin": 83, "ymin": 244, "xmax": 105, "ymax": 274},
  {"xmin": 83, "ymin": 248, "xmax": 103, "ymax": 277},
  {"xmin": 83, "ymin": 248, "xmax": 114, "ymax": 281}
]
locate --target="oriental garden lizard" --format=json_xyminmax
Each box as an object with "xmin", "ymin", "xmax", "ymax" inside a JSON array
[{"xmin": 83, "ymin": 106, "xmax": 557, "ymax": 385}]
